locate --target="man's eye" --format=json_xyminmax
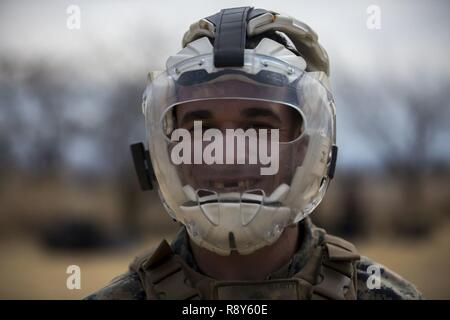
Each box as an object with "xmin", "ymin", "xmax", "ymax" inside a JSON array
[
  {"xmin": 185, "ymin": 125, "xmax": 213, "ymax": 132},
  {"xmin": 181, "ymin": 125, "xmax": 193, "ymax": 132}
]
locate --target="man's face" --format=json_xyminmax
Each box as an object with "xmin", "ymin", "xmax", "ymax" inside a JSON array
[
  {"xmin": 170, "ymin": 98, "xmax": 307, "ymax": 196},
  {"xmin": 175, "ymin": 99, "xmax": 301, "ymax": 141}
]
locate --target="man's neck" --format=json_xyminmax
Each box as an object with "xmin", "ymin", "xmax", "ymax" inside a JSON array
[{"xmin": 189, "ymin": 224, "xmax": 300, "ymax": 281}]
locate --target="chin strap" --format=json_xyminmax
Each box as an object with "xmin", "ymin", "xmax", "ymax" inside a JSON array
[{"xmin": 129, "ymin": 225, "xmax": 360, "ymax": 300}]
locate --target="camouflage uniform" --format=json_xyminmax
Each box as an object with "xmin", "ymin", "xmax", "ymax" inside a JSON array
[{"xmin": 85, "ymin": 218, "xmax": 423, "ymax": 300}]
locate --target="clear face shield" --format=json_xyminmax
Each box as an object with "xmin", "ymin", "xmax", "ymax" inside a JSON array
[{"xmin": 143, "ymin": 53, "xmax": 336, "ymax": 255}]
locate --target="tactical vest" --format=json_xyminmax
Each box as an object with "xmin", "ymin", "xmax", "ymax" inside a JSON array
[{"xmin": 129, "ymin": 227, "xmax": 360, "ymax": 300}]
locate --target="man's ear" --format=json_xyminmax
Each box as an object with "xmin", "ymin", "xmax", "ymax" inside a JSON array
[{"xmin": 295, "ymin": 134, "xmax": 309, "ymax": 167}]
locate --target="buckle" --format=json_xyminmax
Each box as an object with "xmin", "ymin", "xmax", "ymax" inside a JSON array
[{"xmin": 212, "ymin": 278, "xmax": 313, "ymax": 300}]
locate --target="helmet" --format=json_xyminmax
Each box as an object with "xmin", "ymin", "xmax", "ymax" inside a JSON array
[{"xmin": 133, "ymin": 7, "xmax": 338, "ymax": 256}]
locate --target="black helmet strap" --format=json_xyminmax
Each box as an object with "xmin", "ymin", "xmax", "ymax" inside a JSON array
[{"xmin": 206, "ymin": 6, "xmax": 253, "ymax": 68}]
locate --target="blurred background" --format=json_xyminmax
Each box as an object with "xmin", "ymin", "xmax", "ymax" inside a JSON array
[{"xmin": 0, "ymin": 0, "xmax": 449, "ymax": 299}]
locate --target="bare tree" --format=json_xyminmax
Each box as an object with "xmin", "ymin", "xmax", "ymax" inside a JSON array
[{"xmin": 338, "ymin": 72, "xmax": 450, "ymax": 236}]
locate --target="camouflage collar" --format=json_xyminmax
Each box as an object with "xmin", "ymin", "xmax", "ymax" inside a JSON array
[{"xmin": 170, "ymin": 218, "xmax": 322, "ymax": 279}]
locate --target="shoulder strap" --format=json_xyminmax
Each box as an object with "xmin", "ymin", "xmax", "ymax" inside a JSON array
[
  {"xmin": 302, "ymin": 227, "xmax": 360, "ymax": 300},
  {"xmin": 129, "ymin": 240, "xmax": 200, "ymax": 300}
]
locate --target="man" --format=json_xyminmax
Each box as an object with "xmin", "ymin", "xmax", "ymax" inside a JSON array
[{"xmin": 86, "ymin": 7, "xmax": 422, "ymax": 300}]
